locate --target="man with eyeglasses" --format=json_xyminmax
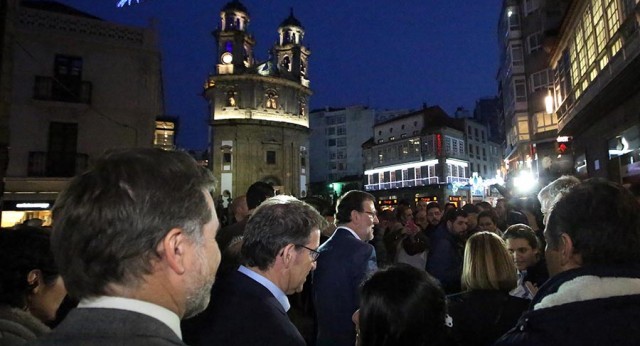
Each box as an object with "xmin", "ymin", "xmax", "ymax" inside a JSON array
[
  {"xmin": 314, "ymin": 190, "xmax": 379, "ymax": 346},
  {"xmin": 182, "ymin": 195, "xmax": 324, "ymax": 346}
]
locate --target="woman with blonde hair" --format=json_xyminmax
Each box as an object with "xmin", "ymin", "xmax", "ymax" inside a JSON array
[{"xmin": 447, "ymin": 232, "xmax": 528, "ymax": 346}]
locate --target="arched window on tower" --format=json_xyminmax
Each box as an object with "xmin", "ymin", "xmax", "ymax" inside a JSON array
[
  {"xmin": 235, "ymin": 18, "xmax": 240, "ymax": 29},
  {"xmin": 300, "ymin": 60, "xmax": 306, "ymax": 76},
  {"xmin": 291, "ymin": 32, "xmax": 297, "ymax": 44},
  {"xmin": 284, "ymin": 30, "xmax": 291, "ymax": 44},
  {"xmin": 225, "ymin": 15, "xmax": 234, "ymax": 30},
  {"xmin": 298, "ymin": 99, "xmax": 306, "ymax": 117},
  {"xmin": 281, "ymin": 56, "xmax": 291, "ymax": 72},
  {"xmin": 265, "ymin": 90, "xmax": 278, "ymax": 109},
  {"xmin": 226, "ymin": 90, "xmax": 237, "ymax": 107},
  {"xmin": 225, "ymin": 41, "xmax": 233, "ymax": 53}
]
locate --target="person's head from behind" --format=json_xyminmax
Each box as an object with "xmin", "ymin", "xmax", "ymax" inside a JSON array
[
  {"xmin": 503, "ymin": 224, "xmax": 541, "ymax": 271},
  {"xmin": 537, "ymin": 175, "xmax": 580, "ymax": 225},
  {"xmin": 461, "ymin": 204, "xmax": 480, "ymax": 230},
  {"xmin": 545, "ymin": 179, "xmax": 640, "ymax": 277},
  {"xmin": 495, "ymin": 198, "xmax": 507, "ymax": 218},
  {"xmin": 477, "ymin": 210, "xmax": 499, "ymax": 234},
  {"xmin": 52, "ymin": 148, "xmax": 220, "ymax": 319},
  {"xmin": 425, "ymin": 202, "xmax": 442, "ymax": 226},
  {"xmin": 241, "ymin": 195, "xmax": 324, "ymax": 294},
  {"xmin": 0, "ymin": 226, "xmax": 66, "ymax": 323},
  {"xmin": 475, "ymin": 201, "xmax": 493, "ymax": 213},
  {"xmin": 301, "ymin": 196, "xmax": 334, "ymax": 237},
  {"xmin": 229, "ymin": 195, "xmax": 249, "ymax": 222},
  {"xmin": 334, "ymin": 190, "xmax": 378, "ymax": 241},
  {"xmin": 355, "ymin": 264, "xmax": 447, "ymax": 346},
  {"xmin": 462, "ymin": 232, "xmax": 517, "ymax": 292},
  {"xmin": 246, "ymin": 181, "xmax": 276, "ymax": 210},
  {"xmin": 444, "ymin": 208, "xmax": 468, "ymax": 239}
]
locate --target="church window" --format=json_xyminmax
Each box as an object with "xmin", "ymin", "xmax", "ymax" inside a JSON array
[
  {"xmin": 298, "ymin": 99, "xmax": 306, "ymax": 116},
  {"xmin": 225, "ymin": 41, "xmax": 233, "ymax": 53},
  {"xmin": 265, "ymin": 90, "xmax": 278, "ymax": 109},
  {"xmin": 226, "ymin": 90, "xmax": 237, "ymax": 107},
  {"xmin": 301, "ymin": 61, "xmax": 306, "ymax": 75},
  {"xmin": 266, "ymin": 151, "xmax": 276, "ymax": 164},
  {"xmin": 282, "ymin": 56, "xmax": 291, "ymax": 71}
]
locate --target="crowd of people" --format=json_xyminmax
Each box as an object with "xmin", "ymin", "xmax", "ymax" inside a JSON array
[{"xmin": 1, "ymin": 147, "xmax": 640, "ymax": 345}]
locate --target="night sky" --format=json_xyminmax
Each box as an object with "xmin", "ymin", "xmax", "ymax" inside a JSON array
[{"xmin": 56, "ymin": 0, "xmax": 501, "ymax": 150}]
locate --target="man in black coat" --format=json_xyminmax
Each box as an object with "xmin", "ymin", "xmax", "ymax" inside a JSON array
[
  {"xmin": 182, "ymin": 196, "xmax": 325, "ymax": 346},
  {"xmin": 313, "ymin": 190, "xmax": 379, "ymax": 346},
  {"xmin": 495, "ymin": 179, "xmax": 640, "ymax": 346}
]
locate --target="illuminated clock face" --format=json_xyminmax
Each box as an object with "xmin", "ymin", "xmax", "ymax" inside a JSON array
[{"xmin": 221, "ymin": 52, "xmax": 233, "ymax": 64}]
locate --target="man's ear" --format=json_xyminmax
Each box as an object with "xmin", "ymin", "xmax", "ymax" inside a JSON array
[
  {"xmin": 559, "ymin": 233, "xmax": 577, "ymax": 266},
  {"xmin": 280, "ymin": 243, "xmax": 297, "ymax": 269},
  {"xmin": 161, "ymin": 228, "xmax": 188, "ymax": 275},
  {"xmin": 27, "ymin": 269, "xmax": 42, "ymax": 293}
]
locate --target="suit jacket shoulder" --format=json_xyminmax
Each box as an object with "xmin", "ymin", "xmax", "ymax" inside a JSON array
[
  {"xmin": 183, "ymin": 270, "xmax": 304, "ymax": 346},
  {"xmin": 27, "ymin": 308, "xmax": 184, "ymax": 346}
]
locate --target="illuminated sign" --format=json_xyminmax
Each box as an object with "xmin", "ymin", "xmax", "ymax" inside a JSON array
[
  {"xmin": 557, "ymin": 136, "xmax": 572, "ymax": 143},
  {"xmin": 16, "ymin": 203, "xmax": 50, "ymax": 209},
  {"xmin": 378, "ymin": 199, "xmax": 397, "ymax": 205}
]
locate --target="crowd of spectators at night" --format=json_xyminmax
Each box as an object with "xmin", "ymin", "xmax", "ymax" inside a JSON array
[{"xmin": 1, "ymin": 149, "xmax": 640, "ymax": 346}]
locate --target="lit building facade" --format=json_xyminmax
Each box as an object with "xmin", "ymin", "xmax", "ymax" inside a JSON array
[
  {"xmin": 1, "ymin": 0, "xmax": 163, "ymax": 227},
  {"xmin": 548, "ymin": 0, "xmax": 640, "ymax": 183},
  {"xmin": 206, "ymin": 1, "xmax": 311, "ymax": 198},
  {"xmin": 363, "ymin": 106, "xmax": 470, "ymax": 208},
  {"xmin": 309, "ymin": 106, "xmax": 376, "ymax": 183},
  {"xmin": 497, "ymin": 0, "xmax": 571, "ymax": 182}
]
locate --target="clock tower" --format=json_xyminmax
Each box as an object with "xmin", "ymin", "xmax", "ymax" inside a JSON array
[
  {"xmin": 214, "ymin": 0, "xmax": 255, "ymax": 75},
  {"xmin": 205, "ymin": 1, "xmax": 312, "ymax": 199}
]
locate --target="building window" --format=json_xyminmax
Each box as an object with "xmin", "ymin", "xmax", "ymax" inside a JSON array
[
  {"xmin": 474, "ymin": 128, "xmax": 479, "ymax": 139},
  {"xmin": 517, "ymin": 115, "xmax": 530, "ymax": 140},
  {"xmin": 481, "ymin": 131, "xmax": 485, "ymax": 143},
  {"xmin": 223, "ymin": 152, "xmax": 232, "ymax": 164},
  {"xmin": 533, "ymin": 112, "xmax": 558, "ymax": 134},
  {"xmin": 337, "ymin": 126, "xmax": 346, "ymax": 135},
  {"xmin": 327, "ymin": 127, "xmax": 336, "ymax": 135},
  {"xmin": 509, "ymin": 10, "xmax": 520, "ymax": 31},
  {"xmin": 154, "ymin": 120, "xmax": 175, "ymax": 150},
  {"xmin": 511, "ymin": 42, "xmax": 524, "ymax": 67},
  {"xmin": 47, "ymin": 122, "xmax": 78, "ymax": 177},
  {"xmin": 53, "ymin": 55, "xmax": 83, "ymax": 102},
  {"xmin": 530, "ymin": 69, "xmax": 553, "ymax": 92},
  {"xmin": 527, "ymin": 32, "xmax": 542, "ymax": 53},
  {"xmin": 468, "ymin": 125, "xmax": 472, "ymax": 135},
  {"xmin": 514, "ymin": 76, "xmax": 527, "ymax": 103},
  {"xmin": 266, "ymin": 151, "xmax": 276, "ymax": 164},
  {"xmin": 337, "ymin": 138, "xmax": 346, "ymax": 147}
]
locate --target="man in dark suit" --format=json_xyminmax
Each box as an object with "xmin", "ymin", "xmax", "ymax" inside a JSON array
[
  {"xmin": 29, "ymin": 149, "xmax": 221, "ymax": 345},
  {"xmin": 313, "ymin": 190, "xmax": 378, "ymax": 346},
  {"xmin": 183, "ymin": 195, "xmax": 325, "ymax": 346}
]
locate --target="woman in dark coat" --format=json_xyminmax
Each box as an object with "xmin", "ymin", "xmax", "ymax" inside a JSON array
[{"xmin": 446, "ymin": 232, "xmax": 528, "ymax": 346}]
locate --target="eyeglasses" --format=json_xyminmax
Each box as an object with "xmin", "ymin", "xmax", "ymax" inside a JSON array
[
  {"xmin": 361, "ymin": 211, "xmax": 378, "ymax": 218},
  {"xmin": 295, "ymin": 244, "xmax": 321, "ymax": 261}
]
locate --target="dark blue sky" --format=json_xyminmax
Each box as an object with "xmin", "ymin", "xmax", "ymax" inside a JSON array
[{"xmin": 57, "ymin": 0, "xmax": 501, "ymax": 150}]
